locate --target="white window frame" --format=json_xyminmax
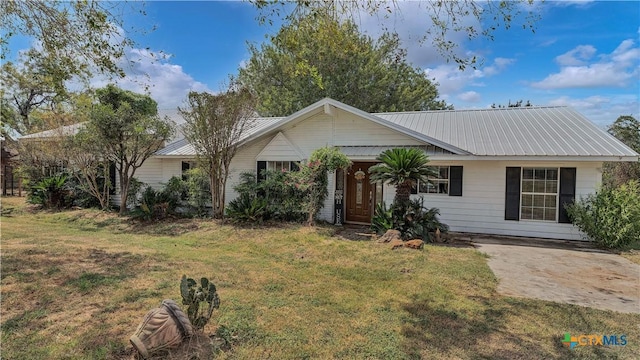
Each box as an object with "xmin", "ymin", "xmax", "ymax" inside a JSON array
[
  {"xmin": 416, "ymin": 166, "xmax": 450, "ymax": 195},
  {"xmin": 267, "ymin": 161, "xmax": 292, "ymax": 172},
  {"xmin": 520, "ymin": 167, "xmax": 559, "ymax": 222}
]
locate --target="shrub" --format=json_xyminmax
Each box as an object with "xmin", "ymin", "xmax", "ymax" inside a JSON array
[
  {"xmin": 567, "ymin": 180, "xmax": 640, "ymax": 249},
  {"xmin": 227, "ymin": 170, "xmax": 306, "ymax": 223},
  {"xmin": 184, "ymin": 168, "xmax": 211, "ymax": 217},
  {"xmin": 226, "ymin": 194, "xmax": 268, "ymax": 223},
  {"xmin": 27, "ymin": 173, "xmax": 74, "ymax": 209},
  {"xmin": 130, "ymin": 183, "xmax": 183, "ymax": 221},
  {"xmin": 371, "ymin": 198, "xmax": 448, "ymax": 241}
]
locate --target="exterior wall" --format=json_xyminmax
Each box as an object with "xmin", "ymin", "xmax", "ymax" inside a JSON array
[
  {"xmin": 133, "ymin": 158, "xmax": 164, "ymax": 189},
  {"xmin": 224, "ymin": 136, "xmax": 274, "ymax": 205},
  {"xmin": 256, "ymin": 133, "xmax": 303, "ymax": 161},
  {"xmin": 410, "ymin": 160, "xmax": 602, "ymax": 240}
]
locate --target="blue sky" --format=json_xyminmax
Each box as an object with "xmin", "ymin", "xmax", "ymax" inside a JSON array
[{"xmin": 9, "ymin": 1, "xmax": 640, "ymax": 128}]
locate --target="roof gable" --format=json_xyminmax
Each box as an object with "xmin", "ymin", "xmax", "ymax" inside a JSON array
[{"xmin": 256, "ymin": 132, "xmax": 305, "ymax": 161}]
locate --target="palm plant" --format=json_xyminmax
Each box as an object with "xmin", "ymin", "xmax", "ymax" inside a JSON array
[{"xmin": 369, "ymin": 148, "xmax": 436, "ymax": 205}]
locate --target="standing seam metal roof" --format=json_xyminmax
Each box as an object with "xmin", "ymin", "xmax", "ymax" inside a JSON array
[{"xmin": 153, "ymin": 102, "xmax": 637, "ymax": 158}]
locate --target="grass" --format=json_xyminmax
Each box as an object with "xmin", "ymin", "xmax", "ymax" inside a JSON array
[{"xmin": 1, "ymin": 196, "xmax": 639, "ymax": 359}]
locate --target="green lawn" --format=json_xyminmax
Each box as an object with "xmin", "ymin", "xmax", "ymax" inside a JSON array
[{"xmin": 1, "ymin": 197, "xmax": 638, "ymax": 359}]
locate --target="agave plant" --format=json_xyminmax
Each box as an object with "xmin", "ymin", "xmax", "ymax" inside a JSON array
[{"xmin": 369, "ymin": 148, "xmax": 437, "ymax": 205}]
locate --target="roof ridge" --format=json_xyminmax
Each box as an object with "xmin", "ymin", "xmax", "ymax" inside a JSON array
[{"xmin": 374, "ymin": 106, "xmax": 569, "ymax": 116}]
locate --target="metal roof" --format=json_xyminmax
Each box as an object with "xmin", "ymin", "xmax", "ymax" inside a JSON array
[
  {"xmin": 374, "ymin": 106, "xmax": 638, "ymax": 157},
  {"xmin": 155, "ymin": 116, "xmax": 284, "ymax": 156}
]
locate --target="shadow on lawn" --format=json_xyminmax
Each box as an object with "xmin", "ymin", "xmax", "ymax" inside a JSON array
[{"xmin": 400, "ymin": 295, "xmax": 565, "ymax": 359}]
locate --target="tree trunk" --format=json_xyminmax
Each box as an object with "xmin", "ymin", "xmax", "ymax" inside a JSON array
[{"xmin": 395, "ymin": 181, "xmax": 413, "ymax": 206}]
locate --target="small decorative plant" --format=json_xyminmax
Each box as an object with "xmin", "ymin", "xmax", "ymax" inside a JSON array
[{"xmin": 180, "ymin": 275, "xmax": 220, "ymax": 330}]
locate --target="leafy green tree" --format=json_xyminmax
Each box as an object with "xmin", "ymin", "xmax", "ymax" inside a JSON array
[
  {"xmin": 178, "ymin": 83, "xmax": 257, "ymax": 218},
  {"xmin": 239, "ymin": 14, "xmax": 450, "ymax": 116},
  {"xmin": 80, "ymin": 85, "xmax": 175, "ymax": 214},
  {"xmin": 603, "ymin": 115, "xmax": 640, "ymax": 188},
  {"xmin": 369, "ymin": 148, "xmax": 437, "ymax": 205},
  {"xmin": 251, "ymin": 0, "xmax": 538, "ymax": 70},
  {"xmin": 0, "ymin": 50, "xmax": 72, "ymax": 139},
  {"xmin": 1, "ymin": 1, "xmax": 139, "ymax": 79}
]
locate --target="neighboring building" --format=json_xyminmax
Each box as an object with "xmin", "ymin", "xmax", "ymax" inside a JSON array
[{"xmin": 21, "ymin": 98, "xmax": 640, "ymax": 240}]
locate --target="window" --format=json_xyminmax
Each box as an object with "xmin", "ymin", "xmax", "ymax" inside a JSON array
[
  {"xmin": 520, "ymin": 167, "xmax": 558, "ymax": 221},
  {"xmin": 415, "ymin": 166, "xmax": 450, "ymax": 194},
  {"xmin": 266, "ymin": 161, "xmax": 297, "ymax": 172}
]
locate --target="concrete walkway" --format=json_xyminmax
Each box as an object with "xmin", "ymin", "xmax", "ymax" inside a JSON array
[{"xmin": 472, "ymin": 236, "xmax": 640, "ymax": 314}]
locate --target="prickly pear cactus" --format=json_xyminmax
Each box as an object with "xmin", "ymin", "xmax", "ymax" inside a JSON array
[{"xmin": 180, "ymin": 275, "xmax": 220, "ymax": 330}]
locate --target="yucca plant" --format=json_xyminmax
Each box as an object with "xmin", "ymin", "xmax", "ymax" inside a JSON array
[{"xmin": 369, "ymin": 148, "xmax": 437, "ymax": 205}]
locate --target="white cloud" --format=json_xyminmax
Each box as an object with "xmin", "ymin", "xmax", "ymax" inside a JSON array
[
  {"xmin": 425, "ymin": 57, "xmax": 515, "ymax": 100},
  {"xmin": 547, "ymin": 95, "xmax": 639, "ymax": 127},
  {"xmin": 352, "ymin": 1, "xmax": 479, "ymax": 67},
  {"xmin": 532, "ymin": 39, "xmax": 640, "ymax": 89},
  {"xmin": 457, "ymin": 91, "xmax": 481, "ymax": 102},
  {"xmin": 91, "ymin": 47, "xmax": 212, "ymax": 110},
  {"xmin": 555, "ymin": 45, "xmax": 596, "ymax": 66}
]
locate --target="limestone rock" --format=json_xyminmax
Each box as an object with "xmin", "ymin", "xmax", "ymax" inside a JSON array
[
  {"xmin": 390, "ymin": 239, "xmax": 405, "ymax": 250},
  {"xmin": 378, "ymin": 229, "xmax": 402, "ymax": 243},
  {"xmin": 404, "ymin": 239, "xmax": 424, "ymax": 250}
]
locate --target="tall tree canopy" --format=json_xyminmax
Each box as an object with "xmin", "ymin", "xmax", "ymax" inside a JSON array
[
  {"xmin": 604, "ymin": 115, "xmax": 640, "ymax": 188},
  {"xmin": 179, "ymin": 83, "xmax": 257, "ymax": 218},
  {"xmin": 251, "ymin": 0, "xmax": 538, "ymax": 70},
  {"xmin": 1, "ymin": 1, "xmax": 138, "ymax": 78},
  {"xmin": 239, "ymin": 14, "xmax": 450, "ymax": 117},
  {"xmin": 80, "ymin": 85, "xmax": 174, "ymax": 214}
]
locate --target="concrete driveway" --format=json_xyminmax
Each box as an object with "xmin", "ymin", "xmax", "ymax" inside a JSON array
[{"xmin": 471, "ymin": 236, "xmax": 640, "ymax": 313}]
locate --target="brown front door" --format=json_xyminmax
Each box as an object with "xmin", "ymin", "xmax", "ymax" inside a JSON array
[{"xmin": 346, "ymin": 162, "xmax": 375, "ymax": 223}]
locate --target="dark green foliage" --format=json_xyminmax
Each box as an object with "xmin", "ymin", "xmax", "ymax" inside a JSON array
[
  {"xmin": 603, "ymin": 115, "xmax": 640, "ymax": 188},
  {"xmin": 369, "ymin": 148, "xmax": 437, "ymax": 206},
  {"xmin": 226, "ymin": 194, "xmax": 269, "ymax": 223},
  {"xmin": 180, "ymin": 275, "xmax": 220, "ymax": 331},
  {"xmin": 129, "ymin": 184, "xmax": 182, "ymax": 221},
  {"xmin": 184, "ymin": 168, "xmax": 212, "ymax": 217},
  {"xmin": 371, "ymin": 199, "xmax": 448, "ymax": 241},
  {"xmin": 227, "ymin": 170, "xmax": 306, "ymax": 223},
  {"xmin": 27, "ymin": 173, "xmax": 73, "ymax": 209},
  {"xmin": 567, "ymin": 180, "xmax": 640, "ymax": 249},
  {"xmin": 240, "ymin": 13, "xmax": 450, "ymax": 117}
]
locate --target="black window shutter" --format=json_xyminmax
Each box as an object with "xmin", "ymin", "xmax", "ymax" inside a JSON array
[
  {"xmin": 559, "ymin": 168, "xmax": 576, "ymax": 224},
  {"xmin": 257, "ymin": 161, "xmax": 267, "ymax": 182},
  {"xmin": 290, "ymin": 161, "xmax": 300, "ymax": 172},
  {"xmin": 181, "ymin": 161, "xmax": 191, "ymax": 180},
  {"xmin": 505, "ymin": 167, "xmax": 521, "ymax": 221},
  {"xmin": 449, "ymin": 166, "xmax": 463, "ymax": 196}
]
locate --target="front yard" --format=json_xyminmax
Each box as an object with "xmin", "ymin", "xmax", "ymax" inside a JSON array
[{"xmin": 1, "ymin": 196, "xmax": 638, "ymax": 359}]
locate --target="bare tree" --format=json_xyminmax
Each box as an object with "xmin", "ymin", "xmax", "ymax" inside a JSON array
[{"xmin": 179, "ymin": 83, "xmax": 257, "ymax": 218}]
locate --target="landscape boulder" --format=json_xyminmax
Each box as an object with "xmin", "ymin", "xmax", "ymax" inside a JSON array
[
  {"xmin": 390, "ymin": 239, "xmax": 405, "ymax": 250},
  {"xmin": 378, "ymin": 229, "xmax": 402, "ymax": 243},
  {"xmin": 404, "ymin": 239, "xmax": 424, "ymax": 250}
]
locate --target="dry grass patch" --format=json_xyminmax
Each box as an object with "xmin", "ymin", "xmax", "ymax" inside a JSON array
[{"xmin": 1, "ymin": 196, "xmax": 639, "ymax": 359}]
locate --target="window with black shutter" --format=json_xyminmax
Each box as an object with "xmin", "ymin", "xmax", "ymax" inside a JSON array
[{"xmin": 505, "ymin": 167, "xmax": 521, "ymax": 220}]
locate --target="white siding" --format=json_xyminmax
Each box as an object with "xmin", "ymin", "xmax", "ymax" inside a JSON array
[
  {"xmin": 134, "ymin": 158, "xmax": 164, "ymax": 189},
  {"xmin": 162, "ymin": 159, "xmax": 183, "ymax": 183},
  {"xmin": 411, "ymin": 160, "xmax": 602, "ymax": 240},
  {"xmin": 256, "ymin": 132, "xmax": 303, "ymax": 161},
  {"xmin": 224, "ymin": 136, "xmax": 274, "ymax": 205},
  {"xmin": 334, "ymin": 109, "xmax": 424, "ymax": 146}
]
